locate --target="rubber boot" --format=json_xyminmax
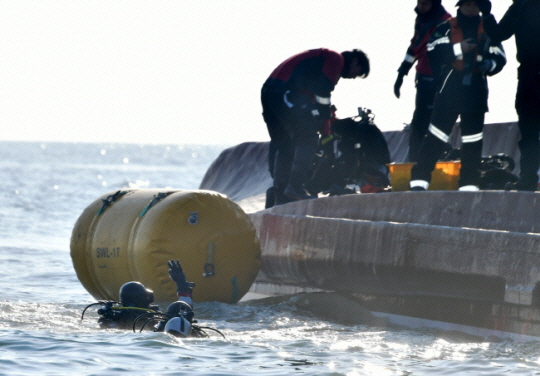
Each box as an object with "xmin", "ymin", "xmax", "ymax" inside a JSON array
[
  {"xmin": 508, "ymin": 135, "xmax": 540, "ymax": 191},
  {"xmin": 273, "ymin": 148, "xmax": 294, "ymax": 205},
  {"xmin": 265, "ymin": 186, "xmax": 275, "ymax": 209},
  {"xmin": 284, "ymin": 141, "xmax": 318, "ymax": 201},
  {"xmin": 458, "ymin": 139, "xmax": 482, "ymax": 188},
  {"xmin": 408, "ymin": 108, "xmax": 432, "ymax": 163},
  {"xmin": 410, "ymin": 133, "xmax": 447, "ymax": 184},
  {"xmin": 507, "ymin": 118, "xmax": 540, "ymax": 191}
]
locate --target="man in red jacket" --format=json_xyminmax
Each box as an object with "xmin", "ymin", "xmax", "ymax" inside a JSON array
[
  {"xmin": 394, "ymin": 0, "xmax": 451, "ymax": 162},
  {"xmin": 261, "ymin": 48, "xmax": 370, "ymax": 206}
]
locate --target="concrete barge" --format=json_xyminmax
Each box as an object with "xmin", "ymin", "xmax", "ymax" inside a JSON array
[{"xmin": 200, "ymin": 122, "xmax": 540, "ymax": 339}]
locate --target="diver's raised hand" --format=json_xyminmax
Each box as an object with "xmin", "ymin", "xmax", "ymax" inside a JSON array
[
  {"xmin": 167, "ymin": 259, "xmax": 194, "ymax": 295},
  {"xmin": 167, "ymin": 259, "xmax": 186, "ymax": 283}
]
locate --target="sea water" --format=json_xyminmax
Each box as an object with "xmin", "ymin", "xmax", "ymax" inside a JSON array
[{"xmin": 0, "ymin": 141, "xmax": 539, "ymax": 376}]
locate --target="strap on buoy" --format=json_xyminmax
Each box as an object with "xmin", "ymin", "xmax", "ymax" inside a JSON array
[
  {"xmin": 230, "ymin": 276, "xmax": 238, "ymax": 304},
  {"xmin": 97, "ymin": 190, "xmax": 127, "ymax": 216},
  {"xmin": 203, "ymin": 241, "xmax": 215, "ymax": 277},
  {"xmin": 139, "ymin": 192, "xmax": 173, "ymax": 217}
]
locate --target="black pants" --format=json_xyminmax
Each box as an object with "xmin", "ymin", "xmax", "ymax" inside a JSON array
[
  {"xmin": 261, "ymin": 83, "xmax": 320, "ymax": 203},
  {"xmin": 408, "ymin": 73, "xmax": 437, "ymax": 163},
  {"xmin": 411, "ymin": 110, "xmax": 485, "ymax": 188},
  {"xmin": 515, "ymin": 68, "xmax": 540, "ymax": 184}
]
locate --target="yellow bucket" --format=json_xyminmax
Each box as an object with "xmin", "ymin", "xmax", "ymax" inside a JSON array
[{"xmin": 388, "ymin": 161, "xmax": 461, "ymax": 191}]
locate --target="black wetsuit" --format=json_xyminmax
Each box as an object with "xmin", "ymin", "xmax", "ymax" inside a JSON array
[
  {"xmin": 261, "ymin": 48, "xmax": 344, "ymax": 205},
  {"xmin": 98, "ymin": 305, "xmax": 159, "ymax": 330}
]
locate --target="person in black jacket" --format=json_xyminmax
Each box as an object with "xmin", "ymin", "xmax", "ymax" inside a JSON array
[
  {"xmin": 409, "ymin": 0, "xmax": 507, "ymax": 191},
  {"xmin": 478, "ymin": 0, "xmax": 540, "ymax": 191},
  {"xmin": 262, "ymin": 48, "xmax": 370, "ymax": 206},
  {"xmin": 394, "ymin": 0, "xmax": 451, "ymax": 162}
]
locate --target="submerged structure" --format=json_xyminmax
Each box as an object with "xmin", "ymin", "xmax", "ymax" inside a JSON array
[{"xmin": 200, "ymin": 122, "xmax": 540, "ymax": 340}]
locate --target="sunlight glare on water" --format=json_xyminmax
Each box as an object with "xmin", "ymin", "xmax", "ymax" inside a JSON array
[{"xmin": 1, "ymin": 141, "xmax": 540, "ymax": 376}]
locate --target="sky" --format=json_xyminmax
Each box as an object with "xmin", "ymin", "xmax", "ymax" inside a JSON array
[{"xmin": 1, "ymin": 0, "xmax": 518, "ymax": 145}]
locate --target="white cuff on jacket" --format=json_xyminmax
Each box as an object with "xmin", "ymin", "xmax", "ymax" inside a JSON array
[
  {"xmin": 404, "ymin": 54, "xmax": 416, "ymax": 63},
  {"xmin": 453, "ymin": 43, "xmax": 463, "ymax": 60},
  {"xmin": 315, "ymin": 95, "xmax": 331, "ymax": 105}
]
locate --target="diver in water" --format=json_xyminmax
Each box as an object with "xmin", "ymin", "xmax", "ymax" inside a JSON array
[
  {"xmin": 83, "ymin": 259, "xmax": 224, "ymax": 338},
  {"xmin": 152, "ymin": 259, "xmax": 198, "ymax": 337},
  {"xmin": 141, "ymin": 259, "xmax": 224, "ymax": 338},
  {"xmin": 89, "ymin": 281, "xmax": 159, "ymax": 330}
]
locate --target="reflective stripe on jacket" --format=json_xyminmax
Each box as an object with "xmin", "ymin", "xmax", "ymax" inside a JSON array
[{"xmin": 449, "ymin": 17, "xmax": 484, "ymax": 71}]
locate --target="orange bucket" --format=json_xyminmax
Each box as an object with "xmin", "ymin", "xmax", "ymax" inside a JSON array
[{"xmin": 388, "ymin": 161, "xmax": 461, "ymax": 191}]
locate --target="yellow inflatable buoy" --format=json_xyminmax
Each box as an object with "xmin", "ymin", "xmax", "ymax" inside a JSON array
[{"xmin": 70, "ymin": 189, "xmax": 261, "ymax": 304}]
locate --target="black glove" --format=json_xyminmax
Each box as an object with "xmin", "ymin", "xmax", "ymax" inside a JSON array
[
  {"xmin": 167, "ymin": 259, "xmax": 193, "ymax": 294},
  {"xmin": 316, "ymin": 104, "xmax": 332, "ymax": 120},
  {"xmin": 394, "ymin": 72, "xmax": 405, "ymax": 98},
  {"xmin": 477, "ymin": 0, "xmax": 492, "ymax": 15}
]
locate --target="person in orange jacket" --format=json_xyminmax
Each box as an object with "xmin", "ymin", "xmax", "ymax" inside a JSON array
[
  {"xmin": 394, "ymin": 0, "xmax": 451, "ymax": 162},
  {"xmin": 409, "ymin": 0, "xmax": 507, "ymax": 191}
]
